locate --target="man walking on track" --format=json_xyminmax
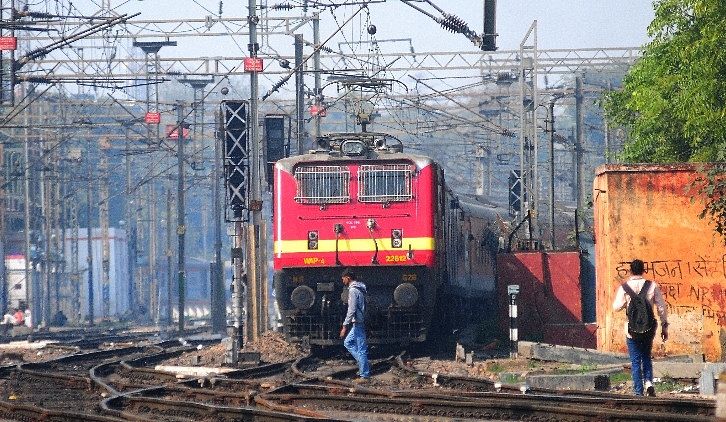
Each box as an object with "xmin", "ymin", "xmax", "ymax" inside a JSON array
[
  {"xmin": 612, "ymin": 259, "xmax": 669, "ymax": 397},
  {"xmin": 339, "ymin": 267, "xmax": 370, "ymax": 384}
]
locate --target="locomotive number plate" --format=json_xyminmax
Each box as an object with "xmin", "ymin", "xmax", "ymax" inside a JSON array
[{"xmin": 385, "ymin": 255, "xmax": 407, "ymax": 263}]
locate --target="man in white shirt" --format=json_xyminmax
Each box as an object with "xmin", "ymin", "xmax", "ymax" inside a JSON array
[{"xmin": 612, "ymin": 259, "xmax": 669, "ymax": 397}]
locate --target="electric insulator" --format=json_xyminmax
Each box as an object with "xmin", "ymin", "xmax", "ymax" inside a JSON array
[
  {"xmin": 502, "ymin": 128, "xmax": 516, "ymax": 138},
  {"xmin": 437, "ymin": 17, "xmax": 455, "ymax": 33},
  {"xmin": 271, "ymin": 3, "xmax": 293, "ymax": 10},
  {"xmin": 270, "ymin": 77, "xmax": 287, "ymax": 92},
  {"xmin": 439, "ymin": 14, "xmax": 470, "ymax": 34}
]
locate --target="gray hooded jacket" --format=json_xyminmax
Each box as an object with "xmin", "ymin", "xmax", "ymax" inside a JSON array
[{"xmin": 343, "ymin": 281, "xmax": 367, "ymax": 326}]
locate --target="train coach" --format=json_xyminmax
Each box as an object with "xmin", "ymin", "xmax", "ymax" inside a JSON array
[{"xmin": 272, "ymin": 132, "xmax": 500, "ymax": 349}]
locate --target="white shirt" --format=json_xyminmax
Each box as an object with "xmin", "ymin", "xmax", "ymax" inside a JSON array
[{"xmin": 612, "ymin": 275, "xmax": 669, "ymax": 337}]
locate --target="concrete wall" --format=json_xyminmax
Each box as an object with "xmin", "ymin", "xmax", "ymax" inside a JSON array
[
  {"xmin": 594, "ymin": 163, "xmax": 726, "ymax": 361},
  {"xmin": 498, "ymin": 251, "xmax": 594, "ymax": 348}
]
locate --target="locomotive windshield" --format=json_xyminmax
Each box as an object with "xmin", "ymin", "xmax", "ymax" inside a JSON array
[
  {"xmin": 294, "ymin": 165, "xmax": 350, "ymax": 204},
  {"xmin": 358, "ymin": 164, "xmax": 412, "ymax": 203},
  {"xmin": 293, "ymin": 163, "xmax": 412, "ymax": 204}
]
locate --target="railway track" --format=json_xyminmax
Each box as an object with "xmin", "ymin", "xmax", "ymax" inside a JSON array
[
  {"xmin": 0, "ymin": 333, "xmax": 716, "ymax": 421},
  {"xmin": 260, "ymin": 381, "xmax": 713, "ymax": 421}
]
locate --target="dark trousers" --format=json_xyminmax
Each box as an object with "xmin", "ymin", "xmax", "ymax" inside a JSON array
[{"xmin": 626, "ymin": 335, "xmax": 654, "ymax": 396}]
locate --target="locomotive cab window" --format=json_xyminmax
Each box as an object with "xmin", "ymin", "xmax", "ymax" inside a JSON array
[
  {"xmin": 358, "ymin": 164, "xmax": 413, "ymax": 203},
  {"xmin": 294, "ymin": 165, "xmax": 350, "ymax": 204}
]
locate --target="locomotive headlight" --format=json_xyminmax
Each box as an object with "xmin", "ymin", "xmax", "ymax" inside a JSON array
[
  {"xmin": 391, "ymin": 229, "xmax": 403, "ymax": 248},
  {"xmin": 291, "ymin": 285, "xmax": 316, "ymax": 310},
  {"xmin": 307, "ymin": 230, "xmax": 318, "ymax": 250},
  {"xmin": 341, "ymin": 140, "xmax": 365, "ymax": 156},
  {"xmin": 394, "ymin": 283, "xmax": 418, "ymax": 307}
]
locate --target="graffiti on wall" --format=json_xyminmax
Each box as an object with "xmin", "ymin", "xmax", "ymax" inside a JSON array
[
  {"xmin": 615, "ymin": 257, "xmax": 726, "ymax": 281},
  {"xmin": 615, "ymin": 257, "xmax": 726, "ymax": 326}
]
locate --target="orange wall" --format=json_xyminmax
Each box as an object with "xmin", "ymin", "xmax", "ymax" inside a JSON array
[{"xmin": 594, "ymin": 164, "xmax": 726, "ymax": 361}]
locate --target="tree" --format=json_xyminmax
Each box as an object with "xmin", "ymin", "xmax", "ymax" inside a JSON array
[{"xmin": 603, "ymin": 0, "xmax": 726, "ymax": 240}]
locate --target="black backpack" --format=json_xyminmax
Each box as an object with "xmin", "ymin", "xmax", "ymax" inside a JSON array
[{"xmin": 621, "ymin": 280, "xmax": 656, "ymax": 343}]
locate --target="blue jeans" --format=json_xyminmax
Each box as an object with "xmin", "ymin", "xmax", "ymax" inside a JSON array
[
  {"xmin": 626, "ymin": 336, "xmax": 654, "ymax": 396},
  {"xmin": 344, "ymin": 325, "xmax": 370, "ymax": 378}
]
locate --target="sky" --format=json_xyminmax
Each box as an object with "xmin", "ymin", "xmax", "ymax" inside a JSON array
[
  {"xmin": 350, "ymin": 0, "xmax": 655, "ymax": 51},
  {"xmin": 50, "ymin": 1, "xmax": 656, "ymax": 105},
  {"xmin": 80, "ymin": 1, "xmax": 656, "ymax": 56}
]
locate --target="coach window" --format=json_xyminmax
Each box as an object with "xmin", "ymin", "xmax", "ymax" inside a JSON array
[
  {"xmin": 294, "ymin": 165, "xmax": 350, "ymax": 204},
  {"xmin": 358, "ymin": 164, "xmax": 413, "ymax": 203}
]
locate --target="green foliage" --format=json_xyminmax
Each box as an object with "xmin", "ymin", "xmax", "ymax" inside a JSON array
[
  {"xmin": 603, "ymin": 0, "xmax": 726, "ymax": 242},
  {"xmin": 655, "ymin": 377, "xmax": 692, "ymax": 393},
  {"xmin": 553, "ymin": 362, "xmax": 598, "ymax": 375},
  {"xmin": 691, "ymin": 163, "xmax": 726, "ymax": 242},
  {"xmin": 603, "ymin": 0, "xmax": 726, "ymax": 163},
  {"xmin": 499, "ymin": 373, "xmax": 524, "ymax": 383},
  {"xmin": 610, "ymin": 372, "xmax": 632, "ymax": 383},
  {"xmin": 486, "ymin": 361, "xmax": 504, "ymax": 374}
]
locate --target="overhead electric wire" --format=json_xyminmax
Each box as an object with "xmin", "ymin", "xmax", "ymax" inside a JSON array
[
  {"xmin": 262, "ymin": 4, "xmax": 365, "ymax": 100},
  {"xmin": 409, "ymin": 75, "xmax": 515, "ymax": 137}
]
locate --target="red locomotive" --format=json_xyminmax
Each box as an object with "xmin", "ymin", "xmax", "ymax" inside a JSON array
[{"xmin": 273, "ymin": 132, "xmax": 499, "ymax": 349}]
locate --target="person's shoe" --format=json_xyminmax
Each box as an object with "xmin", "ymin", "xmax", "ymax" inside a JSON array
[
  {"xmin": 645, "ymin": 381, "xmax": 656, "ymax": 397},
  {"xmin": 352, "ymin": 377, "xmax": 369, "ymax": 385}
]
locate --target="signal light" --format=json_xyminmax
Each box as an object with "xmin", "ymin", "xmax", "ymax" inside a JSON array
[
  {"xmin": 509, "ymin": 170, "xmax": 523, "ymax": 215},
  {"xmin": 222, "ymin": 100, "xmax": 249, "ymax": 220},
  {"xmin": 265, "ymin": 114, "xmax": 289, "ymax": 183},
  {"xmin": 308, "ymin": 231, "xmax": 319, "ymax": 250},
  {"xmin": 391, "ymin": 229, "xmax": 402, "ymax": 248}
]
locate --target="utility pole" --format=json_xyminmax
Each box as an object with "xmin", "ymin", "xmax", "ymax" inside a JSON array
[
  {"xmin": 134, "ymin": 40, "xmax": 175, "ymax": 318},
  {"xmin": 86, "ymin": 167, "xmax": 94, "ymax": 327},
  {"xmin": 294, "ymin": 34, "xmax": 304, "ymax": 155},
  {"xmin": 518, "ymin": 21, "xmax": 539, "ymax": 248},
  {"xmin": 546, "ymin": 98, "xmax": 557, "ymax": 250},
  {"xmin": 211, "ymin": 109, "xmax": 225, "ymax": 334},
  {"xmin": 23, "ymin": 92, "xmax": 34, "ymax": 326},
  {"xmin": 222, "ymin": 97, "xmax": 250, "ymax": 356},
  {"xmin": 148, "ymin": 181, "xmax": 158, "ymax": 326},
  {"xmin": 575, "ymin": 75, "xmax": 585, "ymax": 212},
  {"xmin": 69, "ymin": 193, "xmax": 80, "ymax": 321},
  {"xmin": 122, "ymin": 121, "xmax": 138, "ymax": 319},
  {"xmin": 178, "ymin": 75, "xmax": 214, "ymax": 170},
  {"xmin": 40, "ymin": 105, "xmax": 50, "ymax": 326},
  {"xmin": 246, "ymin": 0, "xmax": 266, "ymax": 344},
  {"xmin": 313, "ymin": 13, "xmax": 322, "ymax": 138},
  {"xmin": 176, "ymin": 102, "xmax": 187, "ymax": 334},
  {"xmin": 165, "ymin": 175, "xmax": 173, "ymax": 335},
  {"xmin": 99, "ymin": 150, "xmax": 110, "ymax": 321}
]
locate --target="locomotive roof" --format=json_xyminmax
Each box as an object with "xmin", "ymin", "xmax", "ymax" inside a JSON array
[
  {"xmin": 275, "ymin": 132, "xmax": 436, "ymax": 173},
  {"xmin": 456, "ymin": 193, "xmax": 506, "ymax": 221}
]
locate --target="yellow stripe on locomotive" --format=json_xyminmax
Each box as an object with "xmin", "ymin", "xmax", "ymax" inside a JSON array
[{"xmin": 274, "ymin": 237, "xmax": 435, "ymax": 254}]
